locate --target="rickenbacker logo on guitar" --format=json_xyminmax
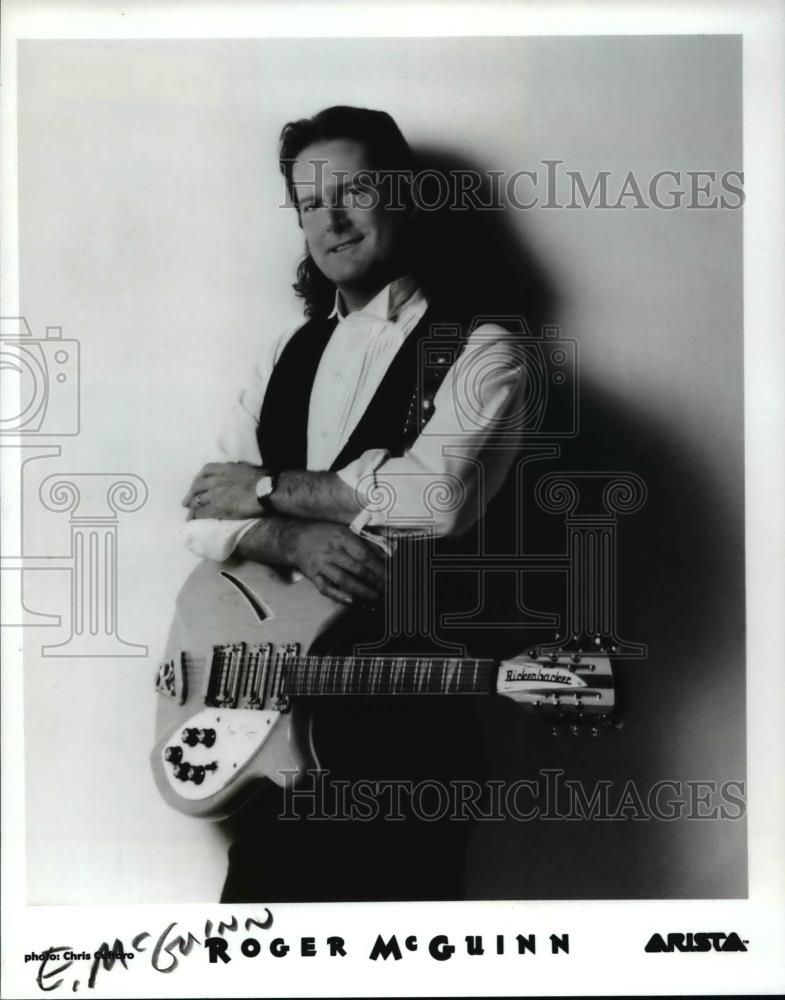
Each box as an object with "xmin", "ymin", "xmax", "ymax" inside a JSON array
[
  {"xmin": 505, "ymin": 667, "xmax": 576, "ymax": 685},
  {"xmin": 644, "ymin": 932, "xmax": 748, "ymax": 953}
]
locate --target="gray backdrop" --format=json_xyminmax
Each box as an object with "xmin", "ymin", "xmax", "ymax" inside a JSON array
[{"xmin": 17, "ymin": 35, "xmax": 744, "ymax": 902}]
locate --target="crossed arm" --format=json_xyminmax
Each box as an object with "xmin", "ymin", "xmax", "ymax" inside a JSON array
[
  {"xmin": 181, "ymin": 321, "xmax": 527, "ymax": 604},
  {"xmin": 183, "ymin": 463, "xmax": 361, "ymax": 525},
  {"xmin": 182, "ymin": 464, "xmax": 385, "ymax": 605}
]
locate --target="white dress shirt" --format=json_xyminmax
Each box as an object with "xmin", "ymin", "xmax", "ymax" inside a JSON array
[{"xmin": 181, "ymin": 276, "xmax": 527, "ymax": 561}]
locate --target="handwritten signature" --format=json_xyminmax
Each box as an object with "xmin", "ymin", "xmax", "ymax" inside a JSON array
[{"xmin": 34, "ymin": 911, "xmax": 273, "ymax": 991}]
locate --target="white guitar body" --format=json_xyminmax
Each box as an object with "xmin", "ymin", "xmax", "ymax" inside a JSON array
[
  {"xmin": 151, "ymin": 559, "xmax": 345, "ymax": 818},
  {"xmin": 151, "ymin": 558, "xmax": 617, "ymax": 819}
]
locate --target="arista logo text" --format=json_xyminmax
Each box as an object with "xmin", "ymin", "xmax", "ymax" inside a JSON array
[{"xmin": 645, "ymin": 931, "xmax": 748, "ymax": 953}]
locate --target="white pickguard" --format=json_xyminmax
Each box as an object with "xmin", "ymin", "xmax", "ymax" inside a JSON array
[{"xmin": 160, "ymin": 708, "xmax": 282, "ymax": 802}]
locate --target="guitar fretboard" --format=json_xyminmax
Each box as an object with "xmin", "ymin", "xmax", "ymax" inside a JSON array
[
  {"xmin": 282, "ymin": 655, "xmax": 497, "ymax": 697},
  {"xmin": 204, "ymin": 643, "xmax": 496, "ymax": 710}
]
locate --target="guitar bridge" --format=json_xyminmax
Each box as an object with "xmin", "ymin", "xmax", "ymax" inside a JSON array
[{"xmin": 154, "ymin": 652, "xmax": 187, "ymax": 705}]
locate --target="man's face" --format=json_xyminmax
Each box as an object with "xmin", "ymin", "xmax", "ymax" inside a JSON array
[{"xmin": 291, "ymin": 138, "xmax": 408, "ymax": 300}]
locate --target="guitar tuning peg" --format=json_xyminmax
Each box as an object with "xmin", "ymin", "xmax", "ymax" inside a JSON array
[
  {"xmin": 590, "ymin": 726, "xmax": 600, "ymax": 738},
  {"xmin": 550, "ymin": 724, "xmax": 560, "ymax": 737},
  {"xmin": 569, "ymin": 724, "xmax": 580, "ymax": 737}
]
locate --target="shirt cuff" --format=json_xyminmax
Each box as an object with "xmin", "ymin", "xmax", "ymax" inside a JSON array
[
  {"xmin": 180, "ymin": 517, "xmax": 258, "ymax": 562},
  {"xmin": 336, "ymin": 448, "xmax": 390, "ymax": 507},
  {"xmin": 338, "ymin": 450, "xmax": 400, "ymax": 555}
]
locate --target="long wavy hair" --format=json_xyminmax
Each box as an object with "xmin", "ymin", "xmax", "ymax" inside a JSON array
[{"xmin": 279, "ymin": 106, "xmax": 419, "ymax": 318}]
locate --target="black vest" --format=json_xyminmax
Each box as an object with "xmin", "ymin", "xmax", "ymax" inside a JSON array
[
  {"xmin": 252, "ymin": 302, "xmax": 488, "ymax": 793},
  {"xmin": 257, "ymin": 301, "xmax": 529, "ymax": 663},
  {"xmin": 257, "ymin": 302, "xmax": 469, "ymax": 473}
]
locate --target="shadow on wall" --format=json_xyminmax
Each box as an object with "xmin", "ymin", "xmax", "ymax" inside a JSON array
[
  {"xmin": 212, "ymin": 147, "xmax": 746, "ymax": 902},
  {"xmin": 413, "ymin": 149, "xmax": 746, "ymax": 899},
  {"xmin": 413, "ymin": 147, "xmax": 558, "ymax": 333}
]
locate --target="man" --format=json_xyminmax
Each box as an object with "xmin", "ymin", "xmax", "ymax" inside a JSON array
[{"xmin": 181, "ymin": 106, "xmax": 527, "ymax": 902}]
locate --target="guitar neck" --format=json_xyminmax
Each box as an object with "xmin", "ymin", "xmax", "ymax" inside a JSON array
[
  {"xmin": 202, "ymin": 642, "xmax": 616, "ymax": 717},
  {"xmin": 281, "ymin": 654, "xmax": 498, "ymax": 698},
  {"xmin": 204, "ymin": 643, "xmax": 498, "ymax": 709}
]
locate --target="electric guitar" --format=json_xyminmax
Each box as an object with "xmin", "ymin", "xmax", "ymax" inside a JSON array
[{"xmin": 151, "ymin": 558, "xmax": 617, "ymax": 819}]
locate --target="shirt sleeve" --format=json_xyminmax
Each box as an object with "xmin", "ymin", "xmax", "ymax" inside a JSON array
[
  {"xmin": 180, "ymin": 328, "xmax": 292, "ymax": 562},
  {"xmin": 336, "ymin": 323, "xmax": 526, "ymax": 538}
]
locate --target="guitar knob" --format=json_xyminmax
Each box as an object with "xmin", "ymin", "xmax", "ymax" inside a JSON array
[
  {"xmin": 181, "ymin": 727, "xmax": 199, "ymax": 746},
  {"xmin": 190, "ymin": 765, "xmax": 206, "ymax": 785},
  {"xmin": 174, "ymin": 763, "xmax": 192, "ymax": 781},
  {"xmin": 164, "ymin": 746, "xmax": 183, "ymax": 764},
  {"xmin": 197, "ymin": 728, "xmax": 216, "ymax": 747}
]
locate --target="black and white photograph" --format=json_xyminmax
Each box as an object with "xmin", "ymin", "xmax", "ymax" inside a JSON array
[{"xmin": 1, "ymin": 2, "xmax": 783, "ymax": 997}]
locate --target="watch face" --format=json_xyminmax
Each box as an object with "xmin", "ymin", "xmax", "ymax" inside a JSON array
[{"xmin": 255, "ymin": 475, "xmax": 273, "ymax": 500}]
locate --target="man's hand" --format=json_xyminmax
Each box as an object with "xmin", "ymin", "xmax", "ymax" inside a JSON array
[
  {"xmin": 183, "ymin": 462, "xmax": 263, "ymax": 520},
  {"xmin": 292, "ymin": 522, "xmax": 387, "ymax": 606}
]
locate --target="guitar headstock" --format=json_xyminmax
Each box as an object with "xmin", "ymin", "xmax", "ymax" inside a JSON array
[{"xmin": 496, "ymin": 648, "xmax": 619, "ymax": 736}]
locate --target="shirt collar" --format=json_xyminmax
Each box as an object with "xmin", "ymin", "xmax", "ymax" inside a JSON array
[{"xmin": 328, "ymin": 274, "xmax": 421, "ymax": 322}]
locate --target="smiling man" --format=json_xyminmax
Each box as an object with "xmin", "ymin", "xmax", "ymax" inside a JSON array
[{"xmin": 180, "ymin": 106, "xmax": 528, "ymax": 902}]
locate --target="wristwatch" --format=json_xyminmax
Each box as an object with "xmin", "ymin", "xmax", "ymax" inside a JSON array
[{"xmin": 255, "ymin": 473, "xmax": 278, "ymax": 514}]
